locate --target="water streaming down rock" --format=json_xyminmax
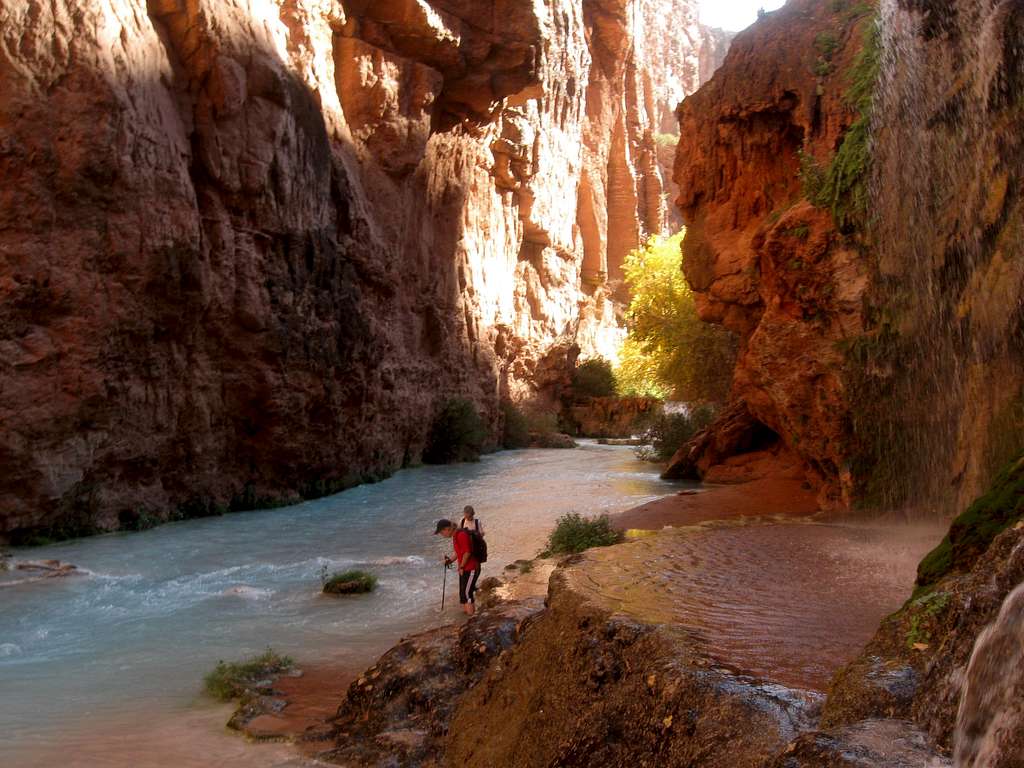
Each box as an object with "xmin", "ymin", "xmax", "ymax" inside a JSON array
[
  {"xmin": 859, "ymin": 0, "xmax": 1024, "ymax": 515},
  {"xmin": 954, "ymin": 581, "xmax": 1024, "ymax": 767},
  {"xmin": 669, "ymin": 0, "xmax": 1024, "ymax": 514}
]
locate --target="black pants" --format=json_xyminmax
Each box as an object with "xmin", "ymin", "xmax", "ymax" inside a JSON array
[{"xmin": 459, "ymin": 568, "xmax": 480, "ymax": 605}]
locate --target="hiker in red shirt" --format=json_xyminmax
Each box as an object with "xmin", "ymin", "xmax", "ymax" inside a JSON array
[{"xmin": 434, "ymin": 518, "xmax": 481, "ymax": 616}]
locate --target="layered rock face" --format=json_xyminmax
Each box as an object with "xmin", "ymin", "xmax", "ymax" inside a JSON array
[
  {"xmin": 638, "ymin": 0, "xmax": 732, "ymax": 135},
  {"xmin": 0, "ymin": 0, "xmax": 720, "ymax": 538},
  {"xmin": 672, "ymin": 0, "xmax": 1024, "ymax": 511},
  {"xmin": 671, "ymin": 0, "xmax": 872, "ymax": 506}
]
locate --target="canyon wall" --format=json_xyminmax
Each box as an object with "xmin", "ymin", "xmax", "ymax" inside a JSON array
[
  {"xmin": 0, "ymin": 0, "xmax": 725, "ymax": 539},
  {"xmin": 671, "ymin": 0, "xmax": 1024, "ymax": 512}
]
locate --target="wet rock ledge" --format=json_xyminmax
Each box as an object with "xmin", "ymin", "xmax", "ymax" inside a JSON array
[
  {"xmin": 316, "ymin": 547, "xmax": 822, "ymax": 768},
  {"xmin": 310, "ymin": 509, "xmax": 1024, "ymax": 767}
]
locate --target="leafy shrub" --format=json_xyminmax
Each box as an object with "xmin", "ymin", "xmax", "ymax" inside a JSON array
[
  {"xmin": 617, "ymin": 232, "xmax": 737, "ymax": 402},
  {"xmin": 814, "ymin": 31, "xmax": 840, "ymax": 59},
  {"xmin": 572, "ymin": 358, "xmax": 618, "ymax": 399},
  {"xmin": 321, "ymin": 568, "xmax": 378, "ymax": 595},
  {"xmin": 501, "ymin": 401, "xmax": 565, "ymax": 448},
  {"xmin": 654, "ymin": 132, "xmax": 679, "ymax": 148},
  {"xmin": 204, "ymin": 649, "xmax": 294, "ymax": 701},
  {"xmin": 636, "ymin": 405, "xmax": 717, "ymax": 462},
  {"xmin": 542, "ymin": 513, "xmax": 622, "ymax": 557},
  {"xmin": 616, "ymin": 339, "xmax": 672, "ymax": 399},
  {"xmin": 501, "ymin": 400, "xmax": 531, "ymax": 449},
  {"xmin": 528, "ymin": 408, "xmax": 563, "ymax": 434},
  {"xmin": 423, "ymin": 398, "xmax": 486, "ymax": 464}
]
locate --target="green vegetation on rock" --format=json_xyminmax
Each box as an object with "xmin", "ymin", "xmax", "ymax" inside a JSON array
[
  {"xmin": 636, "ymin": 407, "xmax": 717, "ymax": 462},
  {"xmin": 322, "ymin": 569, "xmax": 378, "ymax": 595},
  {"xmin": 204, "ymin": 649, "xmax": 294, "ymax": 702},
  {"xmin": 572, "ymin": 358, "xmax": 618, "ymax": 399},
  {"xmin": 541, "ymin": 513, "xmax": 622, "ymax": 557},
  {"xmin": 423, "ymin": 398, "xmax": 486, "ymax": 464},
  {"xmin": 904, "ymin": 590, "xmax": 951, "ymax": 648},
  {"xmin": 916, "ymin": 450, "xmax": 1024, "ymax": 592},
  {"xmin": 802, "ymin": 15, "xmax": 880, "ymax": 231},
  {"xmin": 616, "ymin": 231, "xmax": 736, "ymax": 402},
  {"xmin": 501, "ymin": 400, "xmax": 532, "ymax": 449},
  {"xmin": 654, "ymin": 132, "xmax": 679, "ymax": 149}
]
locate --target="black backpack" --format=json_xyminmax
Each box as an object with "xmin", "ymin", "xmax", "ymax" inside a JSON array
[{"xmin": 461, "ymin": 520, "xmax": 488, "ymax": 564}]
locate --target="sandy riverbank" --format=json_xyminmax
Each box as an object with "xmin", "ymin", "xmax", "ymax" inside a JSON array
[{"xmin": 614, "ymin": 475, "xmax": 819, "ymax": 530}]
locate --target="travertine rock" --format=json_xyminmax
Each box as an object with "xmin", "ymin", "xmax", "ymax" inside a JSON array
[
  {"xmin": 671, "ymin": 0, "xmax": 1024, "ymax": 511},
  {"xmin": 565, "ymin": 395, "xmax": 661, "ymax": 438},
  {"xmin": 671, "ymin": 1, "xmax": 874, "ymax": 506},
  {"xmin": 0, "ymin": 0, "xmax": 719, "ymax": 538}
]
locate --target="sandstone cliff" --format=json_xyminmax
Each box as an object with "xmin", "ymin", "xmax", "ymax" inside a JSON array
[
  {"xmin": 0, "ymin": 0, "xmax": 724, "ymax": 540},
  {"xmin": 670, "ymin": 0, "xmax": 1024, "ymax": 511}
]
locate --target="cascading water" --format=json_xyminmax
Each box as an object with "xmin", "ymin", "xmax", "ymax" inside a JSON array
[
  {"xmin": 854, "ymin": 0, "xmax": 1024, "ymax": 515},
  {"xmin": 954, "ymin": 580, "xmax": 1024, "ymax": 766}
]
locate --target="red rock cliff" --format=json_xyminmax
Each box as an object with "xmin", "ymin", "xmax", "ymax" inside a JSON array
[
  {"xmin": 0, "ymin": 0, "xmax": 718, "ymax": 538},
  {"xmin": 670, "ymin": 0, "xmax": 1024, "ymax": 512},
  {"xmin": 669, "ymin": 0, "xmax": 871, "ymax": 506}
]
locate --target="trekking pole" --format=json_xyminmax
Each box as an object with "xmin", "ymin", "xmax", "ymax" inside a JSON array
[{"xmin": 441, "ymin": 561, "xmax": 448, "ymax": 612}]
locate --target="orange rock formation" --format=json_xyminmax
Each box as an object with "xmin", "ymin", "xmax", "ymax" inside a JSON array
[{"xmin": 0, "ymin": 0, "xmax": 727, "ymax": 537}]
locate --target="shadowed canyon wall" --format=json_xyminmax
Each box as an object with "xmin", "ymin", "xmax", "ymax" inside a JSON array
[
  {"xmin": 671, "ymin": 0, "xmax": 1024, "ymax": 512},
  {"xmin": 0, "ymin": 0, "xmax": 729, "ymax": 539}
]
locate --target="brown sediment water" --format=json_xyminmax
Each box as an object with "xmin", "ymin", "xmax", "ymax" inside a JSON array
[{"xmin": 568, "ymin": 519, "xmax": 945, "ymax": 691}]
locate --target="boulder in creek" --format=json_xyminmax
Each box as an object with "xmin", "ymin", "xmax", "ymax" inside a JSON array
[
  {"xmin": 319, "ymin": 597, "xmax": 545, "ymax": 767},
  {"xmin": 14, "ymin": 560, "xmax": 80, "ymax": 577}
]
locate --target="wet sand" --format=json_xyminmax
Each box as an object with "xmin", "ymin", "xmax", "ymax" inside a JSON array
[
  {"xmin": 241, "ymin": 664, "xmax": 356, "ymax": 742},
  {"xmin": 614, "ymin": 475, "xmax": 820, "ymax": 530}
]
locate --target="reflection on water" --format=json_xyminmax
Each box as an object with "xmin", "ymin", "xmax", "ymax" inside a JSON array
[
  {"xmin": 0, "ymin": 443, "xmax": 672, "ymax": 767},
  {"xmin": 576, "ymin": 519, "xmax": 944, "ymax": 691}
]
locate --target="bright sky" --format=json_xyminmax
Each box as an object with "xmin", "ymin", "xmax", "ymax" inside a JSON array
[{"xmin": 699, "ymin": 0, "xmax": 787, "ymax": 31}]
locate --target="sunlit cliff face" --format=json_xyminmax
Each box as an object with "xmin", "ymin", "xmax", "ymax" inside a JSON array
[{"xmin": 0, "ymin": 0, "xmax": 720, "ymax": 535}]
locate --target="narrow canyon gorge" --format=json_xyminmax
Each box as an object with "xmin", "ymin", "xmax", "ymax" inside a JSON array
[{"xmin": 0, "ymin": 0, "xmax": 727, "ymax": 539}]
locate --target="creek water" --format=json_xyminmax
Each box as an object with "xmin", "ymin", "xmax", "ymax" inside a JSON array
[
  {"xmin": 572, "ymin": 518, "xmax": 945, "ymax": 691},
  {"xmin": 0, "ymin": 443, "xmax": 675, "ymax": 768}
]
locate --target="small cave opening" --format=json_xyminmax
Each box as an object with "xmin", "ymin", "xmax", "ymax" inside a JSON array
[{"xmin": 734, "ymin": 420, "xmax": 782, "ymax": 455}]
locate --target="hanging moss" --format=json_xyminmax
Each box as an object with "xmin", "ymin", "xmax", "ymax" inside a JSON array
[
  {"xmin": 916, "ymin": 450, "xmax": 1024, "ymax": 592},
  {"xmin": 809, "ymin": 17, "xmax": 881, "ymax": 232}
]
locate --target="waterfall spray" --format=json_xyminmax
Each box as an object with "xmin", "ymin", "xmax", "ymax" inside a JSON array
[{"xmin": 851, "ymin": 0, "xmax": 1024, "ymax": 516}]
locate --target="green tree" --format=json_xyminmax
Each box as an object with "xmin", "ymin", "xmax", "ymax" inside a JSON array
[
  {"xmin": 617, "ymin": 231, "xmax": 736, "ymax": 403},
  {"xmin": 423, "ymin": 398, "xmax": 486, "ymax": 464},
  {"xmin": 571, "ymin": 358, "xmax": 617, "ymax": 399}
]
